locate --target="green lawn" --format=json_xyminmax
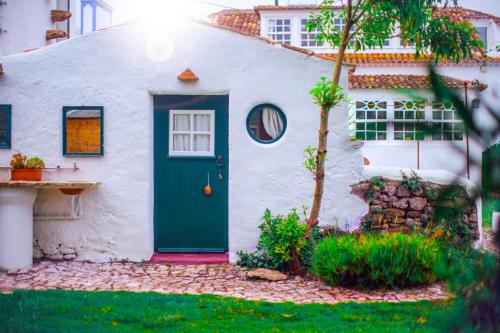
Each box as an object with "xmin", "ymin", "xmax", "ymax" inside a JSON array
[{"xmin": 0, "ymin": 290, "xmax": 445, "ymax": 332}]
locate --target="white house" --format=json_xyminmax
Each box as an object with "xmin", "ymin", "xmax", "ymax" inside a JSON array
[
  {"xmin": 0, "ymin": 17, "xmax": 365, "ymax": 266},
  {"xmin": 210, "ymin": 3, "xmax": 500, "ymax": 222},
  {"xmin": 0, "ymin": 0, "xmax": 112, "ymax": 57}
]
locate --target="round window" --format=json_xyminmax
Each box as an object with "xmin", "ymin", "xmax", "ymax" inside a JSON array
[{"xmin": 246, "ymin": 104, "xmax": 287, "ymax": 144}]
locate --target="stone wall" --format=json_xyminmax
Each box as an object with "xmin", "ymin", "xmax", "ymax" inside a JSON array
[{"xmin": 352, "ymin": 176, "xmax": 479, "ymax": 240}]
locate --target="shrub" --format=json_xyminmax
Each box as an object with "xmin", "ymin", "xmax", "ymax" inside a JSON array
[
  {"xmin": 25, "ymin": 157, "xmax": 45, "ymax": 169},
  {"xmin": 400, "ymin": 170, "xmax": 423, "ymax": 192},
  {"xmin": 432, "ymin": 244, "xmax": 499, "ymax": 332},
  {"xmin": 312, "ymin": 233, "xmax": 442, "ymax": 289},
  {"xmin": 236, "ymin": 251, "xmax": 281, "ymax": 270},
  {"xmin": 237, "ymin": 209, "xmax": 319, "ymax": 272}
]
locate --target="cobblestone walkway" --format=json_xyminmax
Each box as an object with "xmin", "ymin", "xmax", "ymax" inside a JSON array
[{"xmin": 0, "ymin": 261, "xmax": 449, "ymax": 304}]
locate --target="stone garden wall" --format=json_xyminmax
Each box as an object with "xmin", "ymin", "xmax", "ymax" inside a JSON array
[{"xmin": 352, "ymin": 176, "xmax": 479, "ymax": 240}]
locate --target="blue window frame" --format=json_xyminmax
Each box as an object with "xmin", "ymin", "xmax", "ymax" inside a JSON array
[
  {"xmin": 246, "ymin": 104, "xmax": 287, "ymax": 144},
  {"xmin": 80, "ymin": 0, "xmax": 113, "ymax": 34},
  {"xmin": 63, "ymin": 106, "xmax": 104, "ymax": 156},
  {"xmin": 0, "ymin": 104, "xmax": 12, "ymax": 149}
]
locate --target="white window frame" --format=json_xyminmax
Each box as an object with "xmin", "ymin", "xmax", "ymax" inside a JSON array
[
  {"xmin": 168, "ymin": 110, "xmax": 215, "ymax": 157},
  {"xmin": 266, "ymin": 18, "xmax": 292, "ymax": 45},
  {"xmin": 352, "ymin": 99, "xmax": 465, "ymax": 143},
  {"xmin": 299, "ymin": 18, "xmax": 324, "ymax": 48}
]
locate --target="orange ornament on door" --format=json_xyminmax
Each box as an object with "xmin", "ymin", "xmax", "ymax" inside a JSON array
[
  {"xmin": 204, "ymin": 184, "xmax": 212, "ymax": 196},
  {"xmin": 204, "ymin": 173, "xmax": 212, "ymax": 196}
]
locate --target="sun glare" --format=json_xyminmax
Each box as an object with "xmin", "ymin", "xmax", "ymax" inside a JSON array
[{"xmin": 118, "ymin": 0, "xmax": 205, "ymax": 62}]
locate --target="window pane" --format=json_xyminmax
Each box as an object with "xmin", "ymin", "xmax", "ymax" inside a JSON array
[
  {"xmin": 247, "ymin": 104, "xmax": 286, "ymax": 143},
  {"xmin": 193, "ymin": 134, "xmax": 210, "ymax": 151},
  {"xmin": 64, "ymin": 108, "xmax": 102, "ymax": 155},
  {"xmin": 173, "ymin": 114, "xmax": 190, "ymax": 131},
  {"xmin": 194, "ymin": 114, "xmax": 210, "ymax": 131},
  {"xmin": 454, "ymin": 132, "xmax": 464, "ymax": 140},
  {"xmin": 433, "ymin": 111, "xmax": 442, "ymax": 120},
  {"xmin": 173, "ymin": 134, "xmax": 190, "ymax": 151},
  {"xmin": 476, "ymin": 26, "xmax": 488, "ymax": 48},
  {"xmin": 366, "ymin": 131, "xmax": 376, "ymax": 140}
]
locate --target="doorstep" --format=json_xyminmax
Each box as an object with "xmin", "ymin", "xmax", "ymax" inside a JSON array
[{"xmin": 148, "ymin": 253, "xmax": 229, "ymax": 265}]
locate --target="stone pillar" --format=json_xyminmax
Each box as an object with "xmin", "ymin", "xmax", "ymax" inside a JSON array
[{"xmin": 0, "ymin": 187, "xmax": 38, "ymax": 269}]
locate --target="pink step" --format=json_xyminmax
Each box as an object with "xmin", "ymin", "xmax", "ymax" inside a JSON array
[{"xmin": 148, "ymin": 253, "xmax": 229, "ymax": 265}]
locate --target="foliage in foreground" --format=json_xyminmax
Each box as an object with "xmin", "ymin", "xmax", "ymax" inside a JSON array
[
  {"xmin": 0, "ymin": 290, "xmax": 443, "ymax": 333},
  {"xmin": 237, "ymin": 209, "xmax": 320, "ymax": 272},
  {"xmin": 312, "ymin": 233, "xmax": 442, "ymax": 289},
  {"xmin": 432, "ymin": 244, "xmax": 500, "ymax": 333}
]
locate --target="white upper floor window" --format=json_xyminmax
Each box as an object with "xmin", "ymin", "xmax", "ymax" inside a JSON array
[
  {"xmin": 267, "ymin": 19, "xmax": 292, "ymax": 45},
  {"xmin": 301, "ymin": 19, "xmax": 324, "ymax": 47}
]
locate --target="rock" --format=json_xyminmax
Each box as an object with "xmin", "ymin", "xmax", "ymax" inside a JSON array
[
  {"xmin": 370, "ymin": 199, "xmax": 384, "ymax": 206},
  {"xmin": 383, "ymin": 182, "xmax": 398, "ymax": 196},
  {"xmin": 388, "ymin": 196, "xmax": 398, "ymax": 202},
  {"xmin": 351, "ymin": 183, "xmax": 370, "ymax": 198},
  {"xmin": 409, "ymin": 197, "xmax": 427, "ymax": 211},
  {"xmin": 247, "ymin": 268, "xmax": 287, "ymax": 281},
  {"xmin": 49, "ymin": 255, "xmax": 63, "ymax": 260},
  {"xmin": 379, "ymin": 194, "xmax": 390, "ymax": 202},
  {"xmin": 401, "ymin": 226, "xmax": 410, "ymax": 233},
  {"xmin": 63, "ymin": 254, "xmax": 77, "ymax": 260},
  {"xmin": 423, "ymin": 206, "xmax": 434, "ymax": 215},
  {"xmin": 412, "ymin": 188, "xmax": 424, "ymax": 196},
  {"xmin": 392, "ymin": 198, "xmax": 409, "ymax": 209},
  {"xmin": 407, "ymin": 211, "xmax": 421, "ymax": 218},
  {"xmin": 396, "ymin": 187, "xmax": 411, "ymax": 198},
  {"xmin": 384, "ymin": 208, "xmax": 406, "ymax": 218}
]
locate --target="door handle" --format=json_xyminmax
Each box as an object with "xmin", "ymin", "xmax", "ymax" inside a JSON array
[{"xmin": 215, "ymin": 155, "xmax": 224, "ymax": 180}]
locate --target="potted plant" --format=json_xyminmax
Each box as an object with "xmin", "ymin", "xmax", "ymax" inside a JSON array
[{"xmin": 10, "ymin": 153, "xmax": 45, "ymax": 181}]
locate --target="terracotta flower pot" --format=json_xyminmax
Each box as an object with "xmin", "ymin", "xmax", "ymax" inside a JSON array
[{"xmin": 11, "ymin": 168, "xmax": 42, "ymax": 181}]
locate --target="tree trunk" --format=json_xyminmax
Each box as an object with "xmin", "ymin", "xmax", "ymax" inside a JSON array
[
  {"xmin": 288, "ymin": 248, "xmax": 303, "ymax": 275},
  {"xmin": 307, "ymin": 26, "xmax": 350, "ymax": 228}
]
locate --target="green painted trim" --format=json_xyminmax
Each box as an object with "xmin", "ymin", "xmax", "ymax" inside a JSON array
[
  {"xmin": 0, "ymin": 104, "xmax": 12, "ymax": 149},
  {"xmin": 62, "ymin": 106, "xmax": 104, "ymax": 157},
  {"xmin": 246, "ymin": 103, "xmax": 287, "ymax": 144},
  {"xmin": 157, "ymin": 248, "xmax": 226, "ymax": 253}
]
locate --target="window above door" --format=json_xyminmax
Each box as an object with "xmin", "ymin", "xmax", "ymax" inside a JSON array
[{"xmin": 168, "ymin": 110, "xmax": 215, "ymax": 157}]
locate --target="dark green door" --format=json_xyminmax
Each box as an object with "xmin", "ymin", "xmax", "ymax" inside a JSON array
[{"xmin": 154, "ymin": 95, "xmax": 229, "ymax": 253}]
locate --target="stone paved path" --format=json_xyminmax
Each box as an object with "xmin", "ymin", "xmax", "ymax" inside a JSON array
[{"xmin": 0, "ymin": 261, "xmax": 449, "ymax": 304}]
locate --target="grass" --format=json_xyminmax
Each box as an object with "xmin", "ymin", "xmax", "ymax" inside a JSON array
[{"xmin": 0, "ymin": 290, "xmax": 444, "ymax": 332}]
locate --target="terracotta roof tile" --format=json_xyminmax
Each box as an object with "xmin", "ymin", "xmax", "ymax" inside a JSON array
[
  {"xmin": 319, "ymin": 53, "xmax": 500, "ymax": 65},
  {"xmin": 208, "ymin": 9, "xmax": 260, "ymax": 36},
  {"xmin": 349, "ymin": 74, "xmax": 487, "ymax": 91},
  {"xmin": 177, "ymin": 68, "xmax": 199, "ymax": 82}
]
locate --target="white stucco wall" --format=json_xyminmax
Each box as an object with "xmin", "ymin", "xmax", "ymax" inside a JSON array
[
  {"xmin": 0, "ymin": 19, "xmax": 363, "ymax": 262},
  {"xmin": 0, "ymin": 0, "xmax": 57, "ymax": 56}
]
